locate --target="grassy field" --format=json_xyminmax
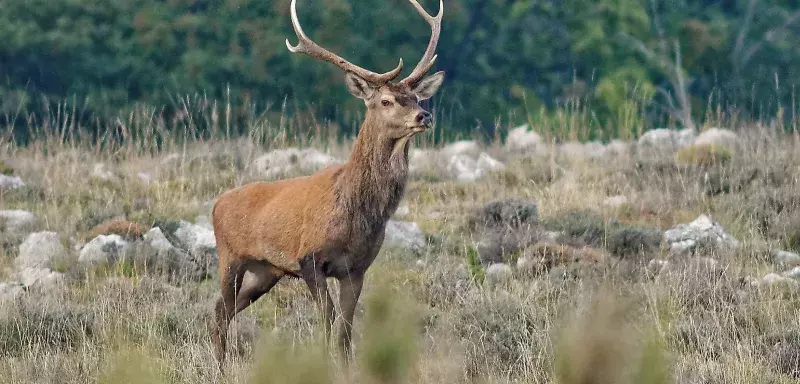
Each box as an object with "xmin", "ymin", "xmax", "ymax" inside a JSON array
[{"xmin": 1, "ymin": 103, "xmax": 800, "ymax": 383}]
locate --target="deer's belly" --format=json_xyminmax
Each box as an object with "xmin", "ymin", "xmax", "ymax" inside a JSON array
[{"xmin": 261, "ymin": 244, "xmax": 302, "ymax": 274}]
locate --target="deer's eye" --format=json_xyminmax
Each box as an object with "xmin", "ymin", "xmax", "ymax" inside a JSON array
[{"xmin": 381, "ymin": 100, "xmax": 393, "ymax": 107}]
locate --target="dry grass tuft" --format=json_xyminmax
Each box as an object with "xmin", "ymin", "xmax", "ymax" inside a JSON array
[{"xmin": 554, "ymin": 289, "xmax": 671, "ymax": 384}]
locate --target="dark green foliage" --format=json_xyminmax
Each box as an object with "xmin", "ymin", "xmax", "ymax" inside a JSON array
[
  {"xmin": 3, "ymin": 0, "xmax": 800, "ymax": 140},
  {"xmin": 468, "ymin": 198, "xmax": 539, "ymax": 232},
  {"xmin": 607, "ymin": 227, "xmax": 662, "ymax": 260},
  {"xmin": 545, "ymin": 209, "xmax": 662, "ymax": 258},
  {"xmin": 702, "ymin": 167, "xmax": 736, "ymax": 197},
  {"xmin": 468, "ymin": 198, "xmax": 539, "ymax": 264},
  {"xmin": 359, "ymin": 284, "xmax": 421, "ymax": 384},
  {"xmin": 465, "ymin": 245, "xmax": 485, "ymax": 284},
  {"xmin": 0, "ymin": 160, "xmax": 13, "ymax": 176},
  {"xmin": 544, "ymin": 209, "xmax": 609, "ymax": 247}
]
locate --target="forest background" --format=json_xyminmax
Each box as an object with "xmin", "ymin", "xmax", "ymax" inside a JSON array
[{"xmin": 2, "ymin": 0, "xmax": 799, "ymax": 143}]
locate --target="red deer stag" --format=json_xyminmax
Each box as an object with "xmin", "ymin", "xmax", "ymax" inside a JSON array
[{"xmin": 210, "ymin": 0, "xmax": 444, "ymax": 367}]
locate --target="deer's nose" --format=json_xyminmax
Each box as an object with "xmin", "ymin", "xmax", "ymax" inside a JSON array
[{"xmin": 416, "ymin": 111, "xmax": 432, "ymax": 126}]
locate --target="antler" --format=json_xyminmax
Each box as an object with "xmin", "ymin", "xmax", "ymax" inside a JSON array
[
  {"xmin": 400, "ymin": 0, "xmax": 443, "ymax": 86},
  {"xmin": 285, "ymin": 0, "xmax": 404, "ymax": 84}
]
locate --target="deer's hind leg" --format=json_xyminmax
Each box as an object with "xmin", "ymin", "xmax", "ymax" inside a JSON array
[
  {"xmin": 212, "ymin": 255, "xmax": 284, "ymax": 370},
  {"xmin": 212, "ymin": 251, "xmax": 242, "ymax": 371},
  {"xmin": 235, "ymin": 260, "xmax": 285, "ymax": 313}
]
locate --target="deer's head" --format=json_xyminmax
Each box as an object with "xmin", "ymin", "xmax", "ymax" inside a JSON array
[{"xmin": 286, "ymin": 0, "xmax": 445, "ymax": 140}]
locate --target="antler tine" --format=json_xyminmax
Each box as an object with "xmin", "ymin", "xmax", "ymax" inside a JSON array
[
  {"xmin": 400, "ymin": 0, "xmax": 443, "ymax": 86},
  {"xmin": 285, "ymin": 0, "xmax": 403, "ymax": 84}
]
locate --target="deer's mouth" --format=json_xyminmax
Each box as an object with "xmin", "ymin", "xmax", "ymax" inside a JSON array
[
  {"xmin": 410, "ymin": 125, "xmax": 428, "ymax": 134},
  {"xmin": 406, "ymin": 121, "xmax": 430, "ymax": 134}
]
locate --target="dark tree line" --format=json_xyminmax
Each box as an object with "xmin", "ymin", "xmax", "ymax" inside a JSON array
[{"xmin": 2, "ymin": 0, "xmax": 800, "ymax": 141}]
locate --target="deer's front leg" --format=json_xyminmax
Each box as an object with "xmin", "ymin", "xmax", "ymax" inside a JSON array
[
  {"xmin": 300, "ymin": 260, "xmax": 336, "ymax": 342},
  {"xmin": 337, "ymin": 273, "xmax": 364, "ymax": 360}
]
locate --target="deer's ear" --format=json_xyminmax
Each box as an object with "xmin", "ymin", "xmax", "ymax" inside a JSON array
[
  {"xmin": 345, "ymin": 71, "xmax": 376, "ymax": 100},
  {"xmin": 412, "ymin": 71, "xmax": 444, "ymax": 101}
]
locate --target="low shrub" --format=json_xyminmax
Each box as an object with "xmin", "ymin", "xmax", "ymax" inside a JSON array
[
  {"xmin": 606, "ymin": 227, "xmax": 662, "ymax": 260},
  {"xmin": 0, "ymin": 160, "xmax": 14, "ymax": 176},
  {"xmin": 675, "ymin": 144, "xmax": 732, "ymax": 167},
  {"xmin": 542, "ymin": 209, "xmax": 610, "ymax": 247},
  {"xmin": 467, "ymin": 198, "xmax": 539, "ymax": 232}
]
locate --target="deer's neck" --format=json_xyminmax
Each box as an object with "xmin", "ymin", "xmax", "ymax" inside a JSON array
[{"xmin": 335, "ymin": 115, "xmax": 411, "ymax": 232}]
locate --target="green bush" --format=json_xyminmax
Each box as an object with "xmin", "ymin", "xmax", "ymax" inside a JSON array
[
  {"xmin": 98, "ymin": 346, "xmax": 169, "ymax": 384},
  {"xmin": 248, "ymin": 335, "xmax": 332, "ymax": 384},
  {"xmin": 554, "ymin": 290, "xmax": 671, "ymax": 384},
  {"xmin": 542, "ymin": 209, "xmax": 610, "ymax": 247},
  {"xmin": 542, "ymin": 209, "xmax": 663, "ymax": 259},
  {"xmin": 606, "ymin": 227, "xmax": 662, "ymax": 260},
  {"xmin": 359, "ymin": 284, "xmax": 421, "ymax": 384},
  {"xmin": 465, "ymin": 245, "xmax": 486, "ymax": 284},
  {"xmin": 467, "ymin": 198, "xmax": 539, "ymax": 232},
  {"xmin": 0, "ymin": 160, "xmax": 13, "ymax": 176},
  {"xmin": 675, "ymin": 144, "xmax": 732, "ymax": 167}
]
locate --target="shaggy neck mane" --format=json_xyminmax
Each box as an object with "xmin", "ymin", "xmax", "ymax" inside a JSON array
[{"xmin": 334, "ymin": 111, "xmax": 410, "ymax": 233}]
